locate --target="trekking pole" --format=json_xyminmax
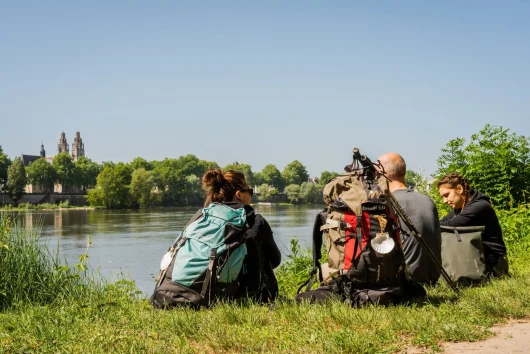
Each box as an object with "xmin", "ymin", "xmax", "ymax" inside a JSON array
[
  {"xmin": 351, "ymin": 148, "xmax": 460, "ymax": 295},
  {"xmin": 388, "ymin": 193, "xmax": 460, "ymax": 295}
]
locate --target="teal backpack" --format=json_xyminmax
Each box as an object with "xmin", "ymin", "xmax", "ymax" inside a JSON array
[{"xmin": 150, "ymin": 203, "xmax": 262, "ymax": 309}]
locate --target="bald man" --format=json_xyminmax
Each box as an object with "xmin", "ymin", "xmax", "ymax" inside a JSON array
[{"xmin": 377, "ymin": 153, "xmax": 442, "ymax": 285}]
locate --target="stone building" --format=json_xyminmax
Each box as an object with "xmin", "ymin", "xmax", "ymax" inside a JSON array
[
  {"xmin": 71, "ymin": 131, "xmax": 85, "ymax": 161},
  {"xmin": 57, "ymin": 132, "xmax": 69, "ymax": 154},
  {"xmin": 21, "ymin": 131, "xmax": 86, "ymax": 194}
]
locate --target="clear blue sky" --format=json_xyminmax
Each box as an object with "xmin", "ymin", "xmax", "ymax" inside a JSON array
[{"xmin": 1, "ymin": 1, "xmax": 529, "ymax": 177}]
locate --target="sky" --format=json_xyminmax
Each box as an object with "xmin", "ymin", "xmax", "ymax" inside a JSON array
[{"xmin": 1, "ymin": 1, "xmax": 529, "ymax": 178}]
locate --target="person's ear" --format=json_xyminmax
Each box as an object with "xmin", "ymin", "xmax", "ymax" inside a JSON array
[
  {"xmin": 456, "ymin": 184, "xmax": 464, "ymax": 195},
  {"xmin": 234, "ymin": 190, "xmax": 242, "ymax": 202}
]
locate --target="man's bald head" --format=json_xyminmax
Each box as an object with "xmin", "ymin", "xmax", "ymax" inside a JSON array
[{"xmin": 377, "ymin": 152, "xmax": 406, "ymax": 181}]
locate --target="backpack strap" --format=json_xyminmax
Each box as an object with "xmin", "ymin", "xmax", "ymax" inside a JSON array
[
  {"xmin": 453, "ymin": 227, "xmax": 462, "ymax": 242},
  {"xmin": 356, "ymin": 215, "xmax": 363, "ymax": 254},
  {"xmin": 156, "ymin": 235, "xmax": 188, "ymax": 288},
  {"xmin": 201, "ymin": 247, "xmax": 218, "ymax": 303},
  {"xmin": 313, "ymin": 210, "xmax": 328, "ymax": 281},
  {"xmin": 297, "ymin": 210, "xmax": 328, "ymax": 294}
]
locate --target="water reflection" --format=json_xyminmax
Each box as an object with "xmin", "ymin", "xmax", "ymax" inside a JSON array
[{"xmin": 19, "ymin": 205, "xmax": 324, "ymax": 295}]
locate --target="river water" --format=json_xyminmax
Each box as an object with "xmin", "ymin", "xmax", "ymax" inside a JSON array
[{"xmin": 22, "ymin": 205, "xmax": 324, "ymax": 295}]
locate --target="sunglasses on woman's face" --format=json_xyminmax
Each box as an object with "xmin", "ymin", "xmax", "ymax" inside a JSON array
[{"xmin": 240, "ymin": 188, "xmax": 254, "ymax": 197}]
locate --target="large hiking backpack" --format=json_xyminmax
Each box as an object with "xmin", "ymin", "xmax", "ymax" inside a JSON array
[
  {"xmin": 150, "ymin": 203, "xmax": 262, "ymax": 309},
  {"xmin": 297, "ymin": 171, "xmax": 425, "ymax": 306}
]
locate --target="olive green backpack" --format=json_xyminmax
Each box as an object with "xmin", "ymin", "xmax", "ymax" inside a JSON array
[{"xmin": 441, "ymin": 225, "xmax": 486, "ymax": 282}]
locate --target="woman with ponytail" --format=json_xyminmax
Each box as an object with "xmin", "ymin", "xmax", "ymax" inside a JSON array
[
  {"xmin": 200, "ymin": 169, "xmax": 281, "ymax": 302},
  {"xmin": 437, "ymin": 173, "xmax": 508, "ymax": 276}
]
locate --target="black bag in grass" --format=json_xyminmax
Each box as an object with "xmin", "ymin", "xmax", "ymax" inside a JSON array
[{"xmin": 295, "ymin": 272, "xmax": 425, "ymax": 306}]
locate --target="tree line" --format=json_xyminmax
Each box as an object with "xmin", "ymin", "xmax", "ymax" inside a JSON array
[
  {"xmin": 0, "ymin": 150, "xmax": 341, "ymax": 208},
  {"xmin": 1, "ymin": 124, "xmax": 528, "ymax": 210}
]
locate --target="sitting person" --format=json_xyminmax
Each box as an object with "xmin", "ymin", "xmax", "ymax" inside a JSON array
[
  {"xmin": 378, "ymin": 152, "xmax": 442, "ymax": 286},
  {"xmin": 201, "ymin": 169, "xmax": 282, "ymax": 301},
  {"xmin": 437, "ymin": 172, "xmax": 508, "ymax": 276}
]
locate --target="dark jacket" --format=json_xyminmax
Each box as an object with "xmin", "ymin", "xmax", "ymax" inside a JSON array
[
  {"xmin": 225, "ymin": 202, "xmax": 281, "ymax": 301},
  {"xmin": 440, "ymin": 190, "xmax": 507, "ymax": 269}
]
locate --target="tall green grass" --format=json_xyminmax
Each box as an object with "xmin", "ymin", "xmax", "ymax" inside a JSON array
[
  {"xmin": 498, "ymin": 204, "xmax": 530, "ymax": 273},
  {"xmin": 0, "ymin": 213, "xmax": 104, "ymax": 310}
]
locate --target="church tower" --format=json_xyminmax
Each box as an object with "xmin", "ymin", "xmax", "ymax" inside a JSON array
[
  {"xmin": 71, "ymin": 131, "xmax": 85, "ymax": 161},
  {"xmin": 40, "ymin": 142, "xmax": 46, "ymax": 158},
  {"xmin": 57, "ymin": 132, "xmax": 69, "ymax": 154}
]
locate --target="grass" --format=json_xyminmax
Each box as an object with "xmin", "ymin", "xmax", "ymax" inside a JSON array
[
  {"xmin": 0, "ymin": 214, "xmax": 104, "ymax": 310},
  {"xmin": 0, "ymin": 201, "xmax": 96, "ymax": 211},
  {"xmin": 0, "ymin": 205, "xmax": 529, "ymax": 353}
]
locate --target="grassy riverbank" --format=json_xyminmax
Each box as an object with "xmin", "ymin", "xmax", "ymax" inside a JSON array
[
  {"xmin": 0, "ymin": 201, "xmax": 96, "ymax": 211},
  {"xmin": 0, "ymin": 207, "xmax": 529, "ymax": 353}
]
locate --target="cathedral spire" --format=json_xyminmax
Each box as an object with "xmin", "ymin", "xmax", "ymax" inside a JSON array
[
  {"xmin": 71, "ymin": 131, "xmax": 85, "ymax": 161},
  {"xmin": 57, "ymin": 132, "xmax": 69, "ymax": 154},
  {"xmin": 40, "ymin": 141, "xmax": 46, "ymax": 158}
]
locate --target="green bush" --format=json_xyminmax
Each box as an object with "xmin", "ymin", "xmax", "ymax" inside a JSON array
[
  {"xmin": 275, "ymin": 238, "xmax": 327, "ymax": 296},
  {"xmin": 435, "ymin": 124, "xmax": 530, "ymax": 210}
]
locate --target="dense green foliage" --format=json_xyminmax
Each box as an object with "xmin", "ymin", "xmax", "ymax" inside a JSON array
[
  {"xmin": 318, "ymin": 170, "xmax": 339, "ymax": 185},
  {"xmin": 435, "ymin": 124, "xmax": 530, "ymax": 209},
  {"xmin": 284, "ymin": 184, "xmax": 302, "ymax": 203},
  {"xmin": 404, "ymin": 170, "xmax": 422, "ymax": 188},
  {"xmin": 26, "ymin": 157, "xmax": 57, "ymax": 192},
  {"xmin": 0, "ymin": 145, "xmax": 11, "ymax": 187},
  {"xmin": 74, "ymin": 156, "xmax": 100, "ymax": 192},
  {"xmin": 52, "ymin": 153, "xmax": 77, "ymax": 193},
  {"xmin": 3, "ymin": 123, "xmax": 528, "ymax": 211},
  {"xmin": 87, "ymin": 163, "xmax": 132, "ymax": 209},
  {"xmin": 6, "ymin": 157, "xmax": 26, "ymax": 205},
  {"xmin": 258, "ymin": 164, "xmax": 285, "ymax": 191},
  {"xmin": 281, "ymin": 160, "xmax": 310, "ymax": 186},
  {"xmin": 130, "ymin": 168, "xmax": 157, "ymax": 209}
]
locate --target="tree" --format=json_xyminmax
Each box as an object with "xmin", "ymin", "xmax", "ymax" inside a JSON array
[
  {"xmin": 87, "ymin": 163, "xmax": 132, "ymax": 209},
  {"xmin": 130, "ymin": 157, "xmax": 151, "ymax": 171},
  {"xmin": 436, "ymin": 124, "xmax": 530, "ymax": 209},
  {"xmin": 404, "ymin": 170, "xmax": 423, "ymax": 189},
  {"xmin": 6, "ymin": 157, "xmax": 26, "ymax": 205},
  {"xmin": 182, "ymin": 174, "xmax": 202, "ymax": 205},
  {"xmin": 223, "ymin": 163, "xmax": 256, "ymax": 187},
  {"xmin": 318, "ymin": 171, "xmax": 339, "ymax": 185},
  {"xmin": 253, "ymin": 172, "xmax": 264, "ymax": 186},
  {"xmin": 130, "ymin": 168, "xmax": 155, "ymax": 209},
  {"xmin": 53, "ymin": 153, "xmax": 76, "ymax": 193},
  {"xmin": 300, "ymin": 182, "xmax": 324, "ymax": 204},
  {"xmin": 260, "ymin": 164, "xmax": 285, "ymax": 191},
  {"xmin": 257, "ymin": 184, "xmax": 272, "ymax": 202},
  {"xmin": 74, "ymin": 156, "xmax": 100, "ymax": 192},
  {"xmin": 152, "ymin": 158, "xmax": 186, "ymax": 205},
  {"xmin": 0, "ymin": 146, "xmax": 11, "ymax": 187},
  {"xmin": 284, "ymin": 184, "xmax": 301, "ymax": 204},
  {"xmin": 26, "ymin": 158, "xmax": 56, "ymax": 193},
  {"xmin": 282, "ymin": 160, "xmax": 309, "ymax": 186}
]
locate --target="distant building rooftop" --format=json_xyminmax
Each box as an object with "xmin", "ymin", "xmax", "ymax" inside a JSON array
[{"xmin": 21, "ymin": 154, "xmax": 41, "ymax": 167}]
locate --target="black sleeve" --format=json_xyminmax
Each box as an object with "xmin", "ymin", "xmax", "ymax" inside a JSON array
[
  {"xmin": 439, "ymin": 211, "xmax": 453, "ymax": 226},
  {"xmin": 255, "ymin": 215, "xmax": 282, "ymax": 269},
  {"xmin": 440, "ymin": 202, "xmax": 490, "ymax": 227}
]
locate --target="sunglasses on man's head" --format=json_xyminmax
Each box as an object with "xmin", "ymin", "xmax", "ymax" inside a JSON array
[{"xmin": 240, "ymin": 188, "xmax": 254, "ymax": 197}]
